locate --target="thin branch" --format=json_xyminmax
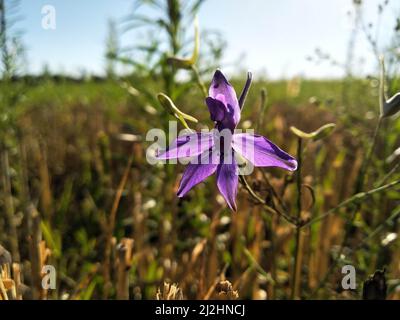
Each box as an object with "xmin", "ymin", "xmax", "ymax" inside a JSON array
[
  {"xmin": 375, "ymin": 160, "xmax": 400, "ymax": 187},
  {"xmin": 291, "ymin": 137, "xmax": 303, "ymax": 299},
  {"xmin": 239, "ymin": 175, "xmax": 297, "ymax": 225},
  {"xmin": 191, "ymin": 64, "xmax": 207, "ymax": 98},
  {"xmin": 301, "ymin": 178, "xmax": 400, "ymax": 228}
]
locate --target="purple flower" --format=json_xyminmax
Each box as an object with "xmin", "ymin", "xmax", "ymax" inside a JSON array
[{"xmin": 158, "ymin": 70, "xmax": 297, "ymax": 211}]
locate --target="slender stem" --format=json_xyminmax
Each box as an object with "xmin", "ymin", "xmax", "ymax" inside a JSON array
[
  {"xmin": 243, "ymin": 248, "xmax": 273, "ymax": 280},
  {"xmin": 256, "ymin": 88, "xmax": 267, "ymax": 132},
  {"xmin": 302, "ymin": 178, "xmax": 400, "ymax": 228},
  {"xmin": 239, "ymin": 175, "xmax": 297, "ymax": 225},
  {"xmin": 305, "ymin": 116, "xmax": 385, "ymax": 228},
  {"xmin": 379, "ymin": 56, "xmax": 388, "ymax": 115},
  {"xmin": 191, "ymin": 65, "xmax": 207, "ymax": 98},
  {"xmin": 295, "ymin": 138, "xmax": 303, "ymax": 219},
  {"xmin": 260, "ymin": 169, "xmax": 288, "ymax": 212},
  {"xmin": 354, "ymin": 117, "xmax": 383, "ymax": 194},
  {"xmin": 291, "ymin": 138, "xmax": 303, "ymax": 299},
  {"xmin": 358, "ymin": 205, "xmax": 400, "ymax": 248},
  {"xmin": 375, "ymin": 160, "xmax": 400, "ymax": 187}
]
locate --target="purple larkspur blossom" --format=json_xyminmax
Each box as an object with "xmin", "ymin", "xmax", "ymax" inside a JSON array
[{"xmin": 157, "ymin": 70, "xmax": 297, "ymax": 211}]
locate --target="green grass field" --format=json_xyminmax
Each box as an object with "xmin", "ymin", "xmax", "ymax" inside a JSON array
[
  {"xmin": 1, "ymin": 0, "xmax": 400, "ymax": 301},
  {"xmin": 1, "ymin": 75, "xmax": 399, "ymax": 300}
]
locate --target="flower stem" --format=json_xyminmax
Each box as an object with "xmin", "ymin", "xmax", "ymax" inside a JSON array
[
  {"xmin": 239, "ymin": 175, "xmax": 297, "ymax": 225},
  {"xmin": 191, "ymin": 65, "xmax": 207, "ymax": 99},
  {"xmin": 354, "ymin": 117, "xmax": 383, "ymax": 194},
  {"xmin": 302, "ymin": 178, "xmax": 400, "ymax": 228},
  {"xmin": 375, "ymin": 160, "xmax": 400, "ymax": 187},
  {"xmin": 256, "ymin": 88, "xmax": 268, "ymax": 132},
  {"xmin": 260, "ymin": 169, "xmax": 288, "ymax": 212},
  {"xmin": 291, "ymin": 137, "xmax": 303, "ymax": 299}
]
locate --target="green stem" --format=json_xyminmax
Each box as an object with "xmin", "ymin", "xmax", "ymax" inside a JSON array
[
  {"xmin": 291, "ymin": 138, "xmax": 303, "ymax": 299},
  {"xmin": 354, "ymin": 117, "xmax": 383, "ymax": 194},
  {"xmin": 375, "ymin": 160, "xmax": 400, "ymax": 187},
  {"xmin": 358, "ymin": 205, "xmax": 400, "ymax": 247},
  {"xmin": 260, "ymin": 169, "xmax": 288, "ymax": 212},
  {"xmin": 191, "ymin": 65, "xmax": 207, "ymax": 99},
  {"xmin": 239, "ymin": 175, "xmax": 297, "ymax": 225},
  {"xmin": 302, "ymin": 178, "xmax": 400, "ymax": 228},
  {"xmin": 256, "ymin": 88, "xmax": 267, "ymax": 132}
]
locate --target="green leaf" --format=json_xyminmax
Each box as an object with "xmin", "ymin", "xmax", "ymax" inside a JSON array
[{"xmin": 41, "ymin": 221, "xmax": 62, "ymax": 258}]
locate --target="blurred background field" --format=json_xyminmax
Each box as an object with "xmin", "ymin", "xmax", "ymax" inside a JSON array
[{"xmin": 1, "ymin": 0, "xmax": 400, "ymax": 300}]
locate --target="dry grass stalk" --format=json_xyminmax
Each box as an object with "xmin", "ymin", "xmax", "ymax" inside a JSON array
[
  {"xmin": 103, "ymin": 145, "xmax": 135, "ymax": 298},
  {"xmin": 0, "ymin": 246, "xmax": 23, "ymax": 300},
  {"xmin": 0, "ymin": 263, "xmax": 18, "ymax": 300},
  {"xmin": 28, "ymin": 205, "xmax": 51, "ymax": 299},
  {"xmin": 1, "ymin": 148, "xmax": 20, "ymax": 262},
  {"xmin": 156, "ymin": 282, "xmax": 184, "ymax": 300},
  {"xmin": 35, "ymin": 141, "xmax": 54, "ymax": 220},
  {"xmin": 116, "ymin": 238, "xmax": 134, "ymax": 300},
  {"xmin": 203, "ymin": 264, "xmax": 229, "ymax": 300},
  {"xmin": 12, "ymin": 263, "xmax": 23, "ymax": 300},
  {"xmin": 0, "ymin": 271, "xmax": 8, "ymax": 300}
]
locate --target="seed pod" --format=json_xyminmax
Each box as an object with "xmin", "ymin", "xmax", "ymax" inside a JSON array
[
  {"xmin": 157, "ymin": 93, "xmax": 198, "ymax": 130},
  {"xmin": 167, "ymin": 17, "xmax": 199, "ymax": 69}
]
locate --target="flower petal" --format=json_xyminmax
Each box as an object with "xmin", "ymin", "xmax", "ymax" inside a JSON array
[
  {"xmin": 216, "ymin": 156, "xmax": 238, "ymax": 211},
  {"xmin": 232, "ymin": 133, "xmax": 297, "ymax": 171},
  {"xmin": 205, "ymin": 97, "xmax": 226, "ymax": 122},
  {"xmin": 238, "ymin": 71, "xmax": 253, "ymax": 109},
  {"xmin": 177, "ymin": 150, "xmax": 219, "ymax": 197},
  {"xmin": 157, "ymin": 132, "xmax": 214, "ymax": 160},
  {"xmin": 209, "ymin": 70, "xmax": 240, "ymax": 128}
]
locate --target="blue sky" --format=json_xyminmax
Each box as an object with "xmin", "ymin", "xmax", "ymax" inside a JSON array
[{"xmin": 18, "ymin": 0, "xmax": 400, "ymax": 79}]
